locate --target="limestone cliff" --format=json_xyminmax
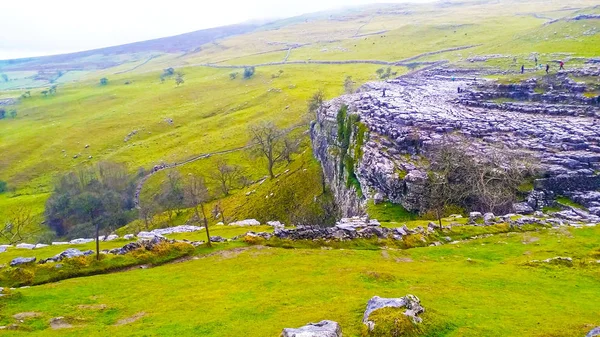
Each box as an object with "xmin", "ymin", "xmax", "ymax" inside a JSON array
[{"xmin": 310, "ymin": 65, "xmax": 600, "ymax": 217}]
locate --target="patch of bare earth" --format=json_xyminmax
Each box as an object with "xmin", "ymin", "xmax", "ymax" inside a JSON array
[
  {"xmin": 114, "ymin": 312, "xmax": 146, "ymax": 326},
  {"xmin": 202, "ymin": 245, "xmax": 269, "ymax": 260},
  {"xmin": 50, "ymin": 317, "xmax": 74, "ymax": 330},
  {"xmin": 13, "ymin": 312, "xmax": 41, "ymax": 320},
  {"xmin": 77, "ymin": 304, "xmax": 107, "ymax": 310}
]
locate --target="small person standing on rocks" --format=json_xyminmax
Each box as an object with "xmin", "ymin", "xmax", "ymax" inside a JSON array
[
  {"xmin": 559, "ymin": 61, "xmax": 565, "ymax": 70},
  {"xmin": 546, "ymin": 64, "xmax": 550, "ymax": 74},
  {"xmin": 382, "ymin": 88, "xmax": 386, "ymax": 97},
  {"xmin": 535, "ymin": 56, "xmax": 538, "ymax": 66},
  {"xmin": 521, "ymin": 65, "xmax": 525, "ymax": 74}
]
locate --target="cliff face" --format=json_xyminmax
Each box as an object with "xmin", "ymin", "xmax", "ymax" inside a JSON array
[{"xmin": 310, "ymin": 65, "xmax": 600, "ymax": 217}]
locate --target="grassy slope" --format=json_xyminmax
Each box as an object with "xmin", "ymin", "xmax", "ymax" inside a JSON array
[
  {"xmin": 0, "ymin": 226, "xmax": 598, "ymax": 336},
  {"xmin": 2, "ymin": 1, "xmax": 600, "ymax": 241}
]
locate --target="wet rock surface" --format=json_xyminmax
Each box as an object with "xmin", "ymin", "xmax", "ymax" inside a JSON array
[{"xmin": 311, "ymin": 65, "xmax": 600, "ymax": 215}]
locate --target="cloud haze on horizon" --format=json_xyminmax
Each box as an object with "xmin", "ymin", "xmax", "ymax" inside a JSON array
[{"xmin": 0, "ymin": 0, "xmax": 436, "ymax": 60}]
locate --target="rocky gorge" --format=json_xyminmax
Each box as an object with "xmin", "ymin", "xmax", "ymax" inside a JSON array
[{"xmin": 310, "ymin": 64, "xmax": 600, "ymax": 217}]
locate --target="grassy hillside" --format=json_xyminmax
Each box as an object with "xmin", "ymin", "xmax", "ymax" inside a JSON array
[{"xmin": 1, "ymin": 0, "xmax": 600, "ymax": 241}]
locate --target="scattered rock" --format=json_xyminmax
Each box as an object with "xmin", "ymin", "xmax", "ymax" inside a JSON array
[
  {"xmin": 123, "ymin": 234, "xmax": 135, "ymax": 240},
  {"xmin": 69, "ymin": 238, "xmax": 94, "ymax": 244},
  {"xmin": 51, "ymin": 242, "xmax": 70, "ymax": 245},
  {"xmin": 469, "ymin": 212, "xmax": 483, "ymax": 223},
  {"xmin": 39, "ymin": 248, "xmax": 94, "ymax": 264},
  {"xmin": 281, "ymin": 320, "xmax": 342, "ymax": 337},
  {"xmin": 15, "ymin": 243, "xmax": 36, "ymax": 250},
  {"xmin": 229, "ymin": 219, "xmax": 261, "ymax": 226},
  {"xmin": 10, "ymin": 257, "xmax": 36, "ymax": 267},
  {"xmin": 34, "ymin": 243, "xmax": 49, "ymax": 249},
  {"xmin": 363, "ymin": 294, "xmax": 425, "ymax": 330},
  {"xmin": 210, "ymin": 236, "xmax": 226, "ymax": 243}
]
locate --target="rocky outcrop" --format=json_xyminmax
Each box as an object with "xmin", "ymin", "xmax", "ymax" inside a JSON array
[
  {"xmin": 281, "ymin": 320, "xmax": 342, "ymax": 337},
  {"xmin": 311, "ymin": 65, "xmax": 600, "ymax": 216}
]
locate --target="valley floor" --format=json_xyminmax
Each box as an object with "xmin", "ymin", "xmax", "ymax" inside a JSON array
[{"xmin": 1, "ymin": 225, "xmax": 599, "ymax": 336}]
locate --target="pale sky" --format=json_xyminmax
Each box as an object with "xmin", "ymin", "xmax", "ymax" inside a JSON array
[{"xmin": 0, "ymin": 0, "xmax": 435, "ymax": 60}]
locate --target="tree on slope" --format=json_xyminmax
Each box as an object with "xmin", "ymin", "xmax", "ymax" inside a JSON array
[
  {"xmin": 209, "ymin": 159, "xmax": 243, "ymax": 196},
  {"xmin": 249, "ymin": 122, "xmax": 286, "ymax": 179},
  {"xmin": 45, "ymin": 162, "xmax": 136, "ymax": 258},
  {"xmin": 184, "ymin": 174, "xmax": 212, "ymax": 247}
]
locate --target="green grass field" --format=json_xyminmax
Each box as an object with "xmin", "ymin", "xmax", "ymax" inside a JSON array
[{"xmin": 0, "ymin": 226, "xmax": 599, "ymax": 336}]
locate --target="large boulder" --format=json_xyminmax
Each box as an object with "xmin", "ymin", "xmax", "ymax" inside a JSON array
[
  {"xmin": 281, "ymin": 320, "xmax": 342, "ymax": 337},
  {"xmin": 363, "ymin": 295, "xmax": 425, "ymax": 330},
  {"xmin": 10, "ymin": 257, "xmax": 36, "ymax": 267},
  {"xmin": 16, "ymin": 243, "xmax": 36, "ymax": 250},
  {"xmin": 0, "ymin": 246, "xmax": 6, "ymax": 253},
  {"xmin": 587, "ymin": 327, "xmax": 600, "ymax": 337}
]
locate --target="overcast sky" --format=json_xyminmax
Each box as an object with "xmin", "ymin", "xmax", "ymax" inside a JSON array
[{"xmin": 0, "ymin": 0, "xmax": 436, "ymax": 60}]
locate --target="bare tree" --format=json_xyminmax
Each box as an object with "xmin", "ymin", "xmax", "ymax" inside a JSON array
[
  {"xmin": 212, "ymin": 201, "xmax": 226, "ymax": 224},
  {"xmin": 282, "ymin": 134, "xmax": 301, "ymax": 164},
  {"xmin": 184, "ymin": 174, "xmax": 212, "ymax": 247},
  {"xmin": 344, "ymin": 76, "xmax": 355, "ymax": 94},
  {"xmin": 139, "ymin": 201, "xmax": 158, "ymax": 231},
  {"xmin": 175, "ymin": 73, "xmax": 185, "ymax": 86},
  {"xmin": 426, "ymin": 140, "xmax": 537, "ymax": 217},
  {"xmin": 209, "ymin": 159, "xmax": 243, "ymax": 196},
  {"xmin": 426, "ymin": 141, "xmax": 474, "ymax": 226},
  {"xmin": 471, "ymin": 149, "xmax": 537, "ymax": 213},
  {"xmin": 249, "ymin": 122, "xmax": 286, "ymax": 179},
  {"xmin": 0, "ymin": 207, "xmax": 37, "ymax": 244},
  {"xmin": 308, "ymin": 89, "xmax": 325, "ymax": 114},
  {"xmin": 155, "ymin": 170, "xmax": 184, "ymax": 224}
]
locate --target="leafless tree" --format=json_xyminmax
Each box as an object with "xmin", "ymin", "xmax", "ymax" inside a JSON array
[
  {"xmin": 0, "ymin": 207, "xmax": 37, "ymax": 244},
  {"xmin": 308, "ymin": 89, "xmax": 325, "ymax": 114},
  {"xmin": 249, "ymin": 121, "xmax": 286, "ymax": 179},
  {"xmin": 155, "ymin": 170, "xmax": 184, "ymax": 224},
  {"xmin": 212, "ymin": 201, "xmax": 226, "ymax": 225},
  {"xmin": 209, "ymin": 159, "xmax": 243, "ymax": 196},
  {"xmin": 344, "ymin": 76, "xmax": 355, "ymax": 94},
  {"xmin": 139, "ymin": 201, "xmax": 158, "ymax": 231},
  {"xmin": 282, "ymin": 135, "xmax": 302, "ymax": 164},
  {"xmin": 184, "ymin": 174, "xmax": 212, "ymax": 247},
  {"xmin": 426, "ymin": 139, "xmax": 537, "ymax": 218},
  {"xmin": 175, "ymin": 73, "xmax": 185, "ymax": 86}
]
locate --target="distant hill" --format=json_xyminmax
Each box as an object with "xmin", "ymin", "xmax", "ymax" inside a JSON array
[{"xmin": 0, "ymin": 24, "xmax": 258, "ymax": 71}]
